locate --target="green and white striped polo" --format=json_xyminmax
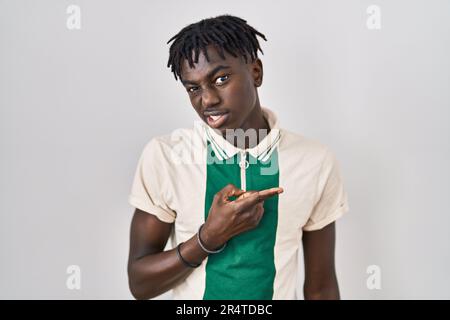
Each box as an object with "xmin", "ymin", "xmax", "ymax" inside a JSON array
[{"xmin": 128, "ymin": 107, "xmax": 349, "ymax": 300}]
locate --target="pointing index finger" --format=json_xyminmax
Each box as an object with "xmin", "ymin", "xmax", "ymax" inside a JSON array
[
  {"xmin": 257, "ymin": 187, "xmax": 284, "ymax": 201},
  {"xmin": 232, "ymin": 187, "xmax": 283, "ymax": 212}
]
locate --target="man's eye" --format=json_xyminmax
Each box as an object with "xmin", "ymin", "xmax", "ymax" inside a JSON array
[
  {"xmin": 215, "ymin": 75, "xmax": 229, "ymax": 86},
  {"xmin": 187, "ymin": 87, "xmax": 199, "ymax": 93}
]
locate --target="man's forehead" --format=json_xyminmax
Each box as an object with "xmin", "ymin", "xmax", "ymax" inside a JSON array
[{"xmin": 180, "ymin": 46, "xmax": 243, "ymax": 79}]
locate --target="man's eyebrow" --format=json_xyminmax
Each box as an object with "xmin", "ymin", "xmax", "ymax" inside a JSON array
[{"xmin": 181, "ymin": 65, "xmax": 231, "ymax": 85}]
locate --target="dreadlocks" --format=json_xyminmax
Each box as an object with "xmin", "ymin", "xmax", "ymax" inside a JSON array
[{"xmin": 166, "ymin": 14, "xmax": 267, "ymax": 81}]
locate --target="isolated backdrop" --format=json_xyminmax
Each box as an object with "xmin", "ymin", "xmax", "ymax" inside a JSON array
[{"xmin": 1, "ymin": 0, "xmax": 449, "ymax": 299}]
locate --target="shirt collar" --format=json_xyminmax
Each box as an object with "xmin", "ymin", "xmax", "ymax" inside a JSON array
[{"xmin": 203, "ymin": 107, "xmax": 281, "ymax": 161}]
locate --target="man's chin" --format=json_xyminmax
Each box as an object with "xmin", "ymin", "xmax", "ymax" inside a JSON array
[{"xmin": 204, "ymin": 119, "xmax": 236, "ymax": 134}]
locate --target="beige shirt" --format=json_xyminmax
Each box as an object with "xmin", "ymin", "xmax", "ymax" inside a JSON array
[{"xmin": 128, "ymin": 107, "xmax": 349, "ymax": 299}]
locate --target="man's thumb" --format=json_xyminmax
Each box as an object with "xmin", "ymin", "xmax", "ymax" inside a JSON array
[{"xmin": 219, "ymin": 183, "xmax": 245, "ymax": 202}]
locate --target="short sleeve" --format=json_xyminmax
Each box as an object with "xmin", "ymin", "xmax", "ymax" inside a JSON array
[
  {"xmin": 302, "ymin": 148, "xmax": 349, "ymax": 231},
  {"xmin": 128, "ymin": 139, "xmax": 176, "ymax": 223}
]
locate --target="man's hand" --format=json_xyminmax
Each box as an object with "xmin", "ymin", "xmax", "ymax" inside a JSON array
[{"xmin": 201, "ymin": 184, "xmax": 283, "ymax": 249}]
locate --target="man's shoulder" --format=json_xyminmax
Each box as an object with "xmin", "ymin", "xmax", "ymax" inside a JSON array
[
  {"xmin": 140, "ymin": 126, "xmax": 204, "ymax": 160},
  {"xmin": 279, "ymin": 128, "xmax": 330, "ymax": 157},
  {"xmin": 149, "ymin": 127, "xmax": 197, "ymax": 145}
]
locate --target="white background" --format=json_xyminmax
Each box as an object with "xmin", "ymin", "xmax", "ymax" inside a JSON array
[{"xmin": 1, "ymin": 0, "xmax": 449, "ymax": 299}]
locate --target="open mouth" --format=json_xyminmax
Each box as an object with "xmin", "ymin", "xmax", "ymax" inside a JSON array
[{"xmin": 205, "ymin": 112, "xmax": 230, "ymax": 128}]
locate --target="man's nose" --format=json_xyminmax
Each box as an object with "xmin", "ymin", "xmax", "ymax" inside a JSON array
[{"xmin": 201, "ymin": 87, "xmax": 221, "ymax": 109}]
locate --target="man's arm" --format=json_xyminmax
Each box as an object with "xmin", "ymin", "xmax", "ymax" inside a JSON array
[
  {"xmin": 127, "ymin": 208, "xmax": 210, "ymax": 299},
  {"xmin": 302, "ymin": 222, "xmax": 340, "ymax": 300},
  {"xmin": 127, "ymin": 185, "xmax": 283, "ymax": 300}
]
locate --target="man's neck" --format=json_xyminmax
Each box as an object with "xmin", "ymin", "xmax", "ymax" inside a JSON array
[{"xmin": 223, "ymin": 105, "xmax": 271, "ymax": 149}]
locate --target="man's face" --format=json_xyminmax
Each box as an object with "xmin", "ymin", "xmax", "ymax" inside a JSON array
[{"xmin": 179, "ymin": 45, "xmax": 263, "ymax": 135}]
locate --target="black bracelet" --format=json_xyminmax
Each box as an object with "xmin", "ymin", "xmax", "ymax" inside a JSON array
[{"xmin": 176, "ymin": 242, "xmax": 201, "ymax": 268}]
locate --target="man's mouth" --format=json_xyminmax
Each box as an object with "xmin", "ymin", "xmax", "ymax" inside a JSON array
[{"xmin": 205, "ymin": 112, "xmax": 230, "ymax": 128}]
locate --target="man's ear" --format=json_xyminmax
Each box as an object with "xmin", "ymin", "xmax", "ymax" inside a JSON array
[{"xmin": 250, "ymin": 58, "xmax": 263, "ymax": 88}]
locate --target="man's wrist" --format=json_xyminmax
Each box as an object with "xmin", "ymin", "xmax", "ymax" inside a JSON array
[{"xmin": 198, "ymin": 225, "xmax": 226, "ymax": 251}]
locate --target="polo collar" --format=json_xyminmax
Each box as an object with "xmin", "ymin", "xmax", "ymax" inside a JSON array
[{"xmin": 204, "ymin": 107, "xmax": 281, "ymax": 162}]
